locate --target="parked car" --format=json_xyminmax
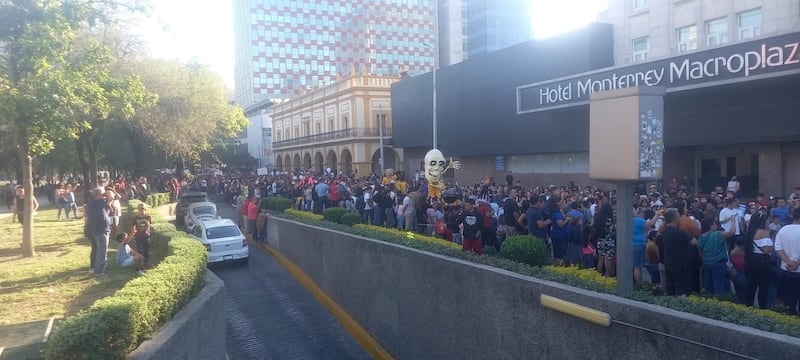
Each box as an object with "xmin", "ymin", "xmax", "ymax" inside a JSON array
[
  {"xmin": 175, "ymin": 192, "xmax": 208, "ymax": 227},
  {"xmin": 190, "ymin": 219, "xmax": 249, "ymax": 265},
  {"xmin": 184, "ymin": 201, "xmax": 217, "ymax": 233}
]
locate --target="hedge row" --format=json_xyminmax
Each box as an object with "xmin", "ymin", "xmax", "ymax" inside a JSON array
[
  {"xmin": 145, "ymin": 192, "xmax": 171, "ymax": 208},
  {"xmin": 45, "ymin": 200, "xmax": 208, "ymax": 360},
  {"xmin": 259, "ymin": 196, "xmax": 293, "ymax": 212},
  {"xmin": 274, "ymin": 210, "xmax": 800, "ymax": 338}
]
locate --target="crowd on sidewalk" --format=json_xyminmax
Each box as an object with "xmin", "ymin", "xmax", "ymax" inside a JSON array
[{"xmin": 212, "ymin": 168, "xmax": 800, "ymax": 316}]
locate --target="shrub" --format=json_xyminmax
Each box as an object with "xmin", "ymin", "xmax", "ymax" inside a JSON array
[
  {"xmin": 340, "ymin": 212, "xmax": 361, "ymax": 226},
  {"xmin": 500, "ymin": 235, "xmax": 547, "ymax": 267},
  {"xmin": 353, "ymin": 224, "xmax": 461, "ymax": 250},
  {"xmin": 45, "ymin": 200, "xmax": 208, "ymax": 359},
  {"xmin": 285, "ymin": 209, "xmax": 324, "ymax": 221},
  {"xmin": 267, "ymin": 197, "xmax": 293, "ymax": 212},
  {"xmin": 323, "ymin": 207, "xmax": 348, "ymax": 224},
  {"xmin": 144, "ymin": 192, "xmax": 171, "ymax": 208},
  {"xmin": 259, "ymin": 197, "xmax": 271, "ymax": 210}
]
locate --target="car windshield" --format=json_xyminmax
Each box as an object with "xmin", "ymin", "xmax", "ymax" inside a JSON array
[
  {"xmin": 179, "ymin": 196, "xmax": 207, "ymax": 205},
  {"xmin": 206, "ymin": 226, "xmax": 241, "ymax": 239},
  {"xmin": 193, "ymin": 206, "xmax": 215, "ymax": 215}
]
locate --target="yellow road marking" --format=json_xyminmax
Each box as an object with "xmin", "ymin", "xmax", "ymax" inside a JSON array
[{"xmin": 253, "ymin": 240, "xmax": 394, "ymax": 360}]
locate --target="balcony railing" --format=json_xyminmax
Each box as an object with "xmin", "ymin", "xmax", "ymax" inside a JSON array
[{"xmin": 273, "ymin": 127, "xmax": 392, "ymax": 149}]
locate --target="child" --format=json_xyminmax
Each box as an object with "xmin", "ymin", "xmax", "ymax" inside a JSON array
[
  {"xmin": 116, "ymin": 232, "xmax": 146, "ymax": 276},
  {"xmin": 131, "ymin": 203, "xmax": 152, "ymax": 267},
  {"xmin": 768, "ymin": 215, "xmax": 782, "ymax": 239},
  {"xmin": 496, "ymin": 216, "xmax": 507, "ymax": 250},
  {"xmin": 729, "ymin": 236, "xmax": 748, "ymax": 304},
  {"xmin": 580, "ymin": 231, "xmax": 597, "ymax": 269},
  {"xmin": 644, "ymin": 232, "xmax": 661, "ymax": 286}
]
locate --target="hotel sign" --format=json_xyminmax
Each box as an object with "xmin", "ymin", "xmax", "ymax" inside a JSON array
[{"xmin": 517, "ymin": 32, "xmax": 800, "ymax": 113}]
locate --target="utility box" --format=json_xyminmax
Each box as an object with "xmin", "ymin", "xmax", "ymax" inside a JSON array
[{"xmin": 589, "ymin": 87, "xmax": 665, "ymax": 181}]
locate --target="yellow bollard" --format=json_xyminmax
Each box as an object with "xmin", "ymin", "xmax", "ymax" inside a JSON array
[{"xmin": 540, "ymin": 294, "xmax": 611, "ymax": 327}]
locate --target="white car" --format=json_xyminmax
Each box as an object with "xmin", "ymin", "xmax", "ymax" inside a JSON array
[
  {"xmin": 184, "ymin": 202, "xmax": 217, "ymax": 233},
  {"xmin": 190, "ymin": 219, "xmax": 249, "ymax": 265}
]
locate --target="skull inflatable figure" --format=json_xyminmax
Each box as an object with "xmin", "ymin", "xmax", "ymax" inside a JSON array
[{"xmin": 424, "ymin": 149, "xmax": 460, "ymax": 199}]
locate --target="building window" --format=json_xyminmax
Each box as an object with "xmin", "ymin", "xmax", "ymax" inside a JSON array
[
  {"xmin": 633, "ymin": 0, "xmax": 648, "ymax": 11},
  {"xmin": 676, "ymin": 25, "xmax": 697, "ymax": 53},
  {"xmin": 342, "ymin": 115, "xmax": 348, "ymax": 129},
  {"xmin": 328, "ymin": 120, "xmax": 334, "ymax": 132},
  {"xmin": 706, "ymin": 18, "xmax": 729, "ymax": 46},
  {"xmin": 632, "ymin": 37, "xmax": 649, "ymax": 62},
  {"xmin": 738, "ymin": 8, "xmax": 762, "ymax": 40}
]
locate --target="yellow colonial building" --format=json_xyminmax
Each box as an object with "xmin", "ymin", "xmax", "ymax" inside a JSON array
[{"xmin": 272, "ymin": 72, "xmax": 402, "ymax": 177}]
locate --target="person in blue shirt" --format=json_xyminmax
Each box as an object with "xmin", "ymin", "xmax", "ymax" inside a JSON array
[
  {"xmin": 633, "ymin": 209, "xmax": 659, "ymax": 283},
  {"xmin": 771, "ymin": 198, "xmax": 790, "ymax": 225},
  {"xmin": 115, "ymin": 232, "xmax": 146, "ymax": 276}
]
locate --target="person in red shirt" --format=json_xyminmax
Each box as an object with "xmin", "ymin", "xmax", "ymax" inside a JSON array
[{"xmin": 246, "ymin": 198, "xmax": 259, "ymax": 239}]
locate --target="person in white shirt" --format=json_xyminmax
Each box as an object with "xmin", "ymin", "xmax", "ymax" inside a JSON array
[
  {"xmin": 775, "ymin": 208, "xmax": 800, "ymax": 315},
  {"xmin": 718, "ymin": 198, "xmax": 741, "ymax": 237}
]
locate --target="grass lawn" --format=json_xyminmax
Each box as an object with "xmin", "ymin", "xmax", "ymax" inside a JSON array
[{"xmin": 0, "ymin": 205, "xmax": 152, "ymax": 355}]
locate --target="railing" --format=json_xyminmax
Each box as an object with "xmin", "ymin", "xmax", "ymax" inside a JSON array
[{"xmin": 273, "ymin": 127, "xmax": 392, "ymax": 148}]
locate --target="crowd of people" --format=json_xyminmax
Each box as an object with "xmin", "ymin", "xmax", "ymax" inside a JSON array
[
  {"xmin": 216, "ymin": 168, "xmax": 800, "ymax": 316},
  {"xmin": 8, "ymin": 166, "xmax": 798, "ymax": 314}
]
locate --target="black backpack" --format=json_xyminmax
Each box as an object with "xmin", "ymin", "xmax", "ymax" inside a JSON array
[{"xmin": 355, "ymin": 196, "xmax": 366, "ymax": 211}]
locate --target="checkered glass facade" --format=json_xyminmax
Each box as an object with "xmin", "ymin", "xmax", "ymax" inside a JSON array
[{"xmin": 235, "ymin": 0, "xmax": 436, "ymax": 106}]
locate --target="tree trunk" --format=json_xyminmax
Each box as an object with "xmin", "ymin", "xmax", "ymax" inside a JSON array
[
  {"xmin": 75, "ymin": 135, "xmax": 92, "ymax": 202},
  {"xmin": 128, "ymin": 132, "xmax": 144, "ymax": 176},
  {"xmin": 18, "ymin": 132, "xmax": 35, "ymax": 258}
]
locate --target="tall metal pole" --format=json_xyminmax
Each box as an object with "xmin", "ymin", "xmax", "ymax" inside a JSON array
[
  {"xmin": 422, "ymin": 42, "xmax": 437, "ymax": 149},
  {"xmin": 616, "ymin": 182, "xmax": 634, "ymax": 295},
  {"xmin": 432, "ymin": 66, "xmax": 437, "ymax": 149},
  {"xmin": 379, "ymin": 104, "xmax": 385, "ymax": 176}
]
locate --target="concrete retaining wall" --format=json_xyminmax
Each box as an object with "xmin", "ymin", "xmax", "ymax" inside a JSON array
[
  {"xmin": 128, "ymin": 271, "xmax": 226, "ymax": 360},
  {"xmin": 268, "ymin": 216, "xmax": 800, "ymax": 360}
]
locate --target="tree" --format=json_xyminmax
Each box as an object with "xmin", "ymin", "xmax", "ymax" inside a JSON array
[
  {"xmin": 0, "ymin": 0, "xmax": 147, "ymax": 257},
  {"xmin": 124, "ymin": 59, "xmax": 248, "ymax": 174}
]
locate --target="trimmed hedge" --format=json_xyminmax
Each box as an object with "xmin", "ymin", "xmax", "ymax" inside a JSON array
[
  {"xmin": 275, "ymin": 211, "xmax": 800, "ymax": 338},
  {"xmin": 353, "ymin": 224, "xmax": 462, "ymax": 250},
  {"xmin": 45, "ymin": 200, "xmax": 208, "ymax": 359},
  {"xmin": 322, "ymin": 207, "xmax": 348, "ymax": 224},
  {"xmin": 500, "ymin": 235, "xmax": 547, "ymax": 267},
  {"xmin": 266, "ymin": 196, "xmax": 293, "ymax": 212},
  {"xmin": 285, "ymin": 209, "xmax": 324, "ymax": 221},
  {"xmin": 145, "ymin": 192, "xmax": 171, "ymax": 208},
  {"xmin": 340, "ymin": 213, "xmax": 362, "ymax": 226}
]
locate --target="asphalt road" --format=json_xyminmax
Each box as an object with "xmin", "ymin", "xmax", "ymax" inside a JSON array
[{"xmin": 211, "ymin": 202, "xmax": 371, "ymax": 360}]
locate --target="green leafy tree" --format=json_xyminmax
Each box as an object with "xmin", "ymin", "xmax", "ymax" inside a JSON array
[
  {"xmin": 125, "ymin": 59, "xmax": 248, "ymax": 173},
  {"xmin": 0, "ymin": 0, "xmax": 147, "ymax": 257}
]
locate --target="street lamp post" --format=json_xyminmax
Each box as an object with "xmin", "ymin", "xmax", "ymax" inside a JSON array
[
  {"xmin": 422, "ymin": 42, "xmax": 437, "ymax": 149},
  {"xmin": 379, "ymin": 104, "xmax": 385, "ymax": 176}
]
